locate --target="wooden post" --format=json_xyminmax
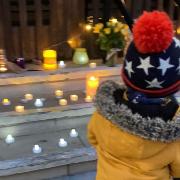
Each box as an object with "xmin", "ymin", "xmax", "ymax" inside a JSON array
[
  {"xmin": 92, "ymin": 0, "xmax": 100, "ymax": 23},
  {"xmin": 19, "ymin": 0, "xmax": 36, "ymax": 60},
  {"xmin": 103, "ymin": 0, "xmax": 112, "ymax": 24},
  {"xmin": 2, "ymin": 0, "xmax": 15, "ymax": 59},
  {"xmin": 157, "ymin": 0, "xmax": 164, "ymax": 10},
  {"xmin": 0, "ymin": 1, "xmax": 5, "ymax": 49}
]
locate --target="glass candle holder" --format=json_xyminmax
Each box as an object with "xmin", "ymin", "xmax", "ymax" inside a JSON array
[{"xmin": 73, "ymin": 48, "xmax": 89, "ymax": 65}]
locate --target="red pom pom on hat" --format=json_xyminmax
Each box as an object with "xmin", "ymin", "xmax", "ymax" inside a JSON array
[{"xmin": 133, "ymin": 11, "xmax": 174, "ymax": 54}]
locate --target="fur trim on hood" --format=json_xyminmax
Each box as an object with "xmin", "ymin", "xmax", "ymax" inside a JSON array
[{"xmin": 95, "ymin": 80, "xmax": 180, "ymax": 143}]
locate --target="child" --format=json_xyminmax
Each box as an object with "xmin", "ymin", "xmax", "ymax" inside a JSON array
[{"xmin": 88, "ymin": 11, "xmax": 180, "ymax": 180}]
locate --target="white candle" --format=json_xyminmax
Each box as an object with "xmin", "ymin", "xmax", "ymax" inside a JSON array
[
  {"xmin": 55, "ymin": 90, "xmax": 63, "ymax": 98},
  {"xmin": 70, "ymin": 95, "xmax": 78, "ymax": 102},
  {"xmin": 32, "ymin": 144, "xmax": 42, "ymax": 154},
  {"xmin": 70, "ymin": 129, "xmax": 78, "ymax": 138},
  {"xmin": 85, "ymin": 96, "xmax": 93, "ymax": 103},
  {"xmin": 89, "ymin": 62, "xmax": 97, "ymax": 68},
  {"xmin": 2, "ymin": 98, "xmax": 11, "ymax": 106},
  {"xmin": 34, "ymin": 99, "xmax": 43, "ymax": 107},
  {"xmin": 5, "ymin": 135, "xmax": 15, "ymax": 144},
  {"xmin": 59, "ymin": 138, "xmax": 68, "ymax": 147},
  {"xmin": 59, "ymin": 99, "xmax": 67, "ymax": 106},
  {"xmin": 25, "ymin": 94, "xmax": 33, "ymax": 101},
  {"xmin": 59, "ymin": 61, "xmax": 66, "ymax": 68},
  {"xmin": 15, "ymin": 105, "xmax": 25, "ymax": 113}
]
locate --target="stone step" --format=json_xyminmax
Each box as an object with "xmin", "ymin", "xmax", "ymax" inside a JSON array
[{"xmin": 0, "ymin": 147, "xmax": 97, "ymax": 180}]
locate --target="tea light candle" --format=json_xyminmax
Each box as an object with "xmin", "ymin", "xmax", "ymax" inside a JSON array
[
  {"xmin": 59, "ymin": 138, "xmax": 68, "ymax": 147},
  {"xmin": 59, "ymin": 99, "xmax": 67, "ymax": 106},
  {"xmin": 86, "ymin": 76, "xmax": 99, "ymax": 98},
  {"xmin": 34, "ymin": 99, "xmax": 43, "ymax": 108},
  {"xmin": 24, "ymin": 94, "xmax": 33, "ymax": 101},
  {"xmin": 89, "ymin": 62, "xmax": 97, "ymax": 68},
  {"xmin": 2, "ymin": 98, "xmax": 11, "ymax": 106},
  {"xmin": 0, "ymin": 64, "xmax": 7, "ymax": 72},
  {"xmin": 15, "ymin": 105, "xmax": 25, "ymax": 113},
  {"xmin": 59, "ymin": 61, "xmax": 66, "ymax": 68},
  {"xmin": 32, "ymin": 144, "xmax": 42, "ymax": 154},
  {"xmin": 55, "ymin": 90, "xmax": 63, "ymax": 98},
  {"xmin": 70, "ymin": 129, "xmax": 78, "ymax": 137},
  {"xmin": 85, "ymin": 96, "xmax": 93, "ymax": 103},
  {"xmin": 5, "ymin": 134, "xmax": 15, "ymax": 144},
  {"xmin": 70, "ymin": 95, "xmax": 78, "ymax": 102}
]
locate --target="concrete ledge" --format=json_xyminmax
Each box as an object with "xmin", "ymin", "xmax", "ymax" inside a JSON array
[
  {"xmin": 0, "ymin": 65, "xmax": 122, "ymax": 86},
  {"xmin": 0, "ymin": 147, "xmax": 96, "ymax": 180}
]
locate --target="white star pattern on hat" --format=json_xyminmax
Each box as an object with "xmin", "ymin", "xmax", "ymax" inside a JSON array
[
  {"xmin": 137, "ymin": 57, "xmax": 154, "ymax": 75},
  {"xmin": 177, "ymin": 58, "xmax": 180, "ymax": 75},
  {"xmin": 125, "ymin": 60, "xmax": 134, "ymax": 78},
  {"xmin": 173, "ymin": 37, "xmax": 180, "ymax": 48},
  {"xmin": 157, "ymin": 57, "xmax": 174, "ymax": 76},
  {"xmin": 146, "ymin": 78, "xmax": 164, "ymax": 88}
]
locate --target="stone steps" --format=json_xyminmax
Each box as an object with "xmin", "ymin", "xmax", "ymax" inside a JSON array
[{"xmin": 0, "ymin": 65, "xmax": 123, "ymax": 179}]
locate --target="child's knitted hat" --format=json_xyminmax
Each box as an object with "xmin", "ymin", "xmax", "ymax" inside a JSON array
[{"xmin": 122, "ymin": 11, "xmax": 180, "ymax": 97}]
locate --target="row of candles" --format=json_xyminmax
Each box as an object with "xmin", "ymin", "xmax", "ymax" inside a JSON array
[
  {"xmin": 1, "ymin": 75, "xmax": 99, "ymax": 112},
  {"xmin": 43, "ymin": 49, "xmax": 96, "ymax": 70},
  {"xmin": 5, "ymin": 129, "xmax": 79, "ymax": 154},
  {"xmin": 58, "ymin": 60, "xmax": 97, "ymax": 69}
]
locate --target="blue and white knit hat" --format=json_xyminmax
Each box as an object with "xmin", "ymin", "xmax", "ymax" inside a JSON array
[{"xmin": 122, "ymin": 11, "xmax": 180, "ymax": 97}]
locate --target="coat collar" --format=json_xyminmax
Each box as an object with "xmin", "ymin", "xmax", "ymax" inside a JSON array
[{"xmin": 95, "ymin": 80, "xmax": 180, "ymax": 142}]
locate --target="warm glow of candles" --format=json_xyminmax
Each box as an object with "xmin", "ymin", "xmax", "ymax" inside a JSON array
[
  {"xmin": 177, "ymin": 26, "xmax": 180, "ymax": 35},
  {"xmin": 2, "ymin": 98, "xmax": 11, "ymax": 105},
  {"xmin": 24, "ymin": 94, "xmax": 33, "ymax": 101},
  {"xmin": 70, "ymin": 95, "xmax": 78, "ymax": 102},
  {"xmin": 43, "ymin": 50, "xmax": 57, "ymax": 70},
  {"xmin": 55, "ymin": 90, "xmax": 63, "ymax": 98},
  {"xmin": 109, "ymin": 17, "xmax": 118, "ymax": 24},
  {"xmin": 15, "ymin": 105, "xmax": 24, "ymax": 113},
  {"xmin": 0, "ymin": 64, "xmax": 7, "ymax": 72},
  {"xmin": 85, "ymin": 24, "xmax": 92, "ymax": 31},
  {"xmin": 89, "ymin": 62, "xmax": 97, "ymax": 68},
  {"xmin": 85, "ymin": 95, "xmax": 93, "ymax": 103},
  {"xmin": 86, "ymin": 76, "xmax": 99, "ymax": 98},
  {"xmin": 59, "ymin": 99, "xmax": 68, "ymax": 106}
]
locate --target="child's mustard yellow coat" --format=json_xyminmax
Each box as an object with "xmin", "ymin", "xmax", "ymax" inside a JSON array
[{"xmin": 88, "ymin": 81, "xmax": 180, "ymax": 180}]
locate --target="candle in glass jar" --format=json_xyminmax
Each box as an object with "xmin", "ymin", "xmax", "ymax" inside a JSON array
[
  {"xmin": 55, "ymin": 90, "xmax": 63, "ymax": 98},
  {"xmin": 70, "ymin": 95, "xmax": 78, "ymax": 102},
  {"xmin": 59, "ymin": 99, "xmax": 67, "ymax": 106},
  {"xmin": 2, "ymin": 98, "xmax": 11, "ymax": 106},
  {"xmin": 32, "ymin": 144, "xmax": 42, "ymax": 154},
  {"xmin": 24, "ymin": 94, "xmax": 33, "ymax": 101},
  {"xmin": 86, "ymin": 76, "xmax": 99, "ymax": 97},
  {"xmin": 89, "ymin": 62, "xmax": 97, "ymax": 68},
  {"xmin": 15, "ymin": 105, "xmax": 24, "ymax": 113},
  {"xmin": 85, "ymin": 95, "xmax": 93, "ymax": 103}
]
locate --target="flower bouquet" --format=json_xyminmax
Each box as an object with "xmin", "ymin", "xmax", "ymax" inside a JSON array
[{"xmin": 93, "ymin": 19, "xmax": 129, "ymax": 66}]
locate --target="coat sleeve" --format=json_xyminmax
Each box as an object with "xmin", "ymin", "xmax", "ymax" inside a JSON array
[
  {"xmin": 87, "ymin": 112, "xmax": 98, "ymax": 148},
  {"xmin": 170, "ymin": 142, "xmax": 180, "ymax": 178}
]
